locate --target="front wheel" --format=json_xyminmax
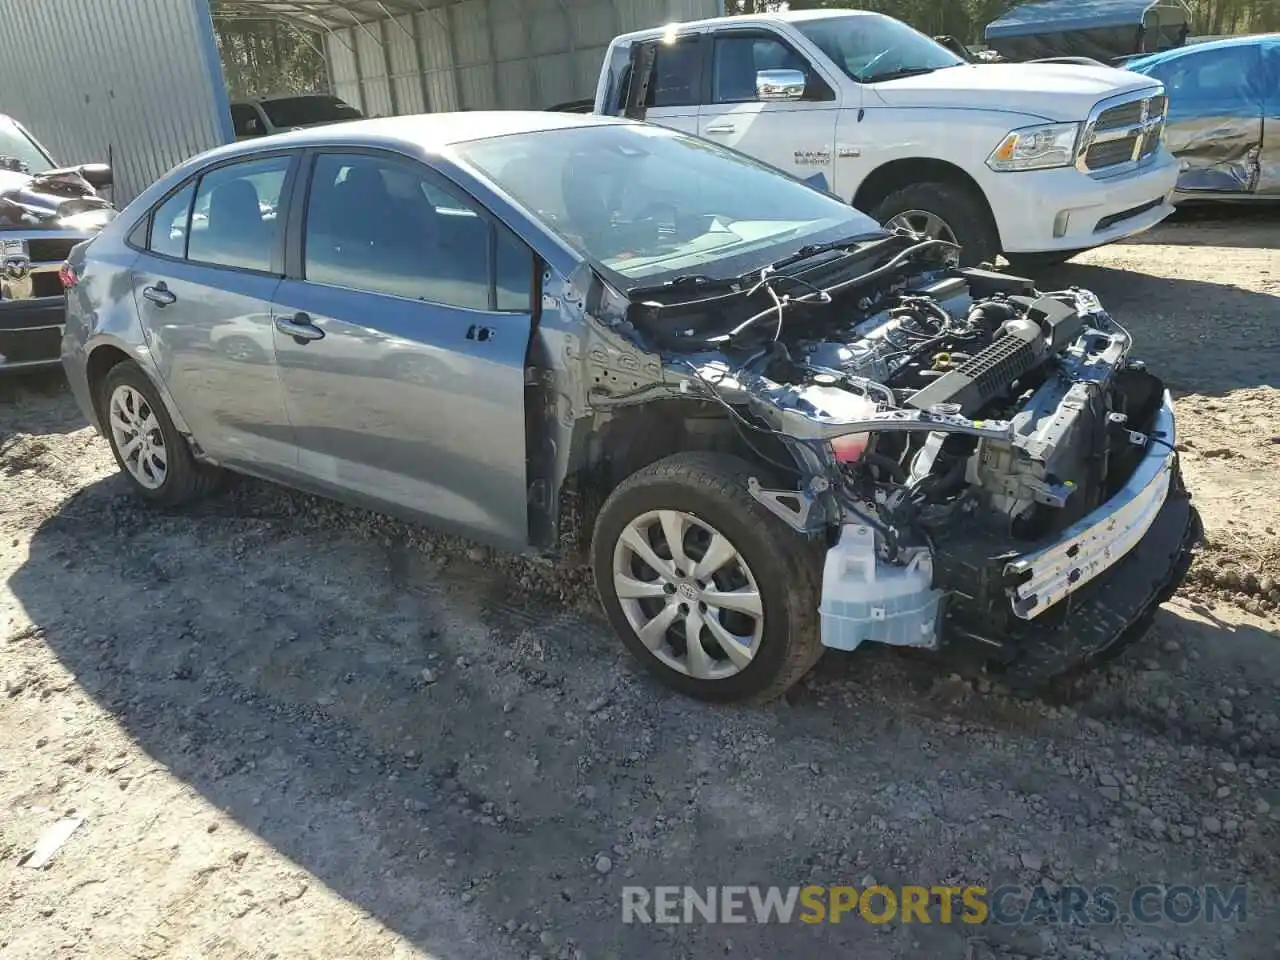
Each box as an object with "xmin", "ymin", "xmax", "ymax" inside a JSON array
[
  {"xmin": 591, "ymin": 452, "xmax": 824, "ymax": 703},
  {"xmin": 871, "ymin": 180, "xmax": 1000, "ymax": 267}
]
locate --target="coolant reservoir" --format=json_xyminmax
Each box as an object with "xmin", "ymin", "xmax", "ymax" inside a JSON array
[
  {"xmin": 819, "ymin": 524, "xmax": 942, "ymax": 652},
  {"xmin": 799, "ymin": 382, "xmax": 879, "ymax": 463}
]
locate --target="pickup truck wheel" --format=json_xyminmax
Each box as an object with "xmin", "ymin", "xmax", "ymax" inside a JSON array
[
  {"xmin": 871, "ymin": 181, "xmax": 999, "ymax": 266},
  {"xmin": 1003, "ymin": 250, "xmax": 1085, "ymax": 272},
  {"xmin": 592, "ymin": 452, "xmax": 824, "ymax": 703},
  {"xmin": 100, "ymin": 361, "xmax": 222, "ymax": 506}
]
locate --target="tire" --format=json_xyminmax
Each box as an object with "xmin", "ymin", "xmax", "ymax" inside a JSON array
[
  {"xmin": 99, "ymin": 361, "xmax": 222, "ymax": 506},
  {"xmin": 1002, "ymin": 250, "xmax": 1085, "ymax": 273},
  {"xmin": 592, "ymin": 452, "xmax": 825, "ymax": 703},
  {"xmin": 871, "ymin": 181, "xmax": 1000, "ymax": 267}
]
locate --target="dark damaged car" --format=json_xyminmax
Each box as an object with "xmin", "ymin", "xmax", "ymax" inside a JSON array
[
  {"xmin": 60, "ymin": 113, "xmax": 1195, "ymax": 702},
  {"xmin": 1, "ymin": 113, "xmax": 115, "ymax": 372}
]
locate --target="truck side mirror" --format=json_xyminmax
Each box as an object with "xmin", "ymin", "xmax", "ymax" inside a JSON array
[
  {"xmin": 78, "ymin": 163, "xmax": 113, "ymax": 189},
  {"xmin": 756, "ymin": 69, "xmax": 806, "ymax": 102}
]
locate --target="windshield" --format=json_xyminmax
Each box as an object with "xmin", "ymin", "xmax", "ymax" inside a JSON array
[
  {"xmin": 0, "ymin": 116, "xmax": 54, "ymax": 174},
  {"xmin": 455, "ymin": 123, "xmax": 882, "ymax": 287},
  {"xmin": 259, "ymin": 95, "xmax": 362, "ymax": 127},
  {"xmin": 795, "ymin": 13, "xmax": 964, "ymax": 83}
]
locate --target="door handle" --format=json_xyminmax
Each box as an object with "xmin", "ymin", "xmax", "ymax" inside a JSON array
[
  {"xmin": 275, "ymin": 312, "xmax": 325, "ymax": 343},
  {"xmin": 142, "ymin": 283, "xmax": 176, "ymax": 307},
  {"xmin": 704, "ymin": 123, "xmax": 736, "ymax": 134},
  {"xmin": 465, "ymin": 324, "xmax": 495, "ymax": 343}
]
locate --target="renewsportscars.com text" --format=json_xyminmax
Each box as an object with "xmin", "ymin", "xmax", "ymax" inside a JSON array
[{"xmin": 621, "ymin": 884, "xmax": 1249, "ymax": 926}]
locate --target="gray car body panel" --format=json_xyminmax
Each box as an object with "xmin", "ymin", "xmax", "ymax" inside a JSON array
[{"xmin": 62, "ymin": 112, "xmax": 655, "ymax": 553}]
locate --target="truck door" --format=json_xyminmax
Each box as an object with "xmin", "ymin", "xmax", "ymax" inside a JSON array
[
  {"xmin": 697, "ymin": 28, "xmax": 841, "ymax": 190},
  {"xmin": 620, "ymin": 34, "xmax": 704, "ymax": 137}
]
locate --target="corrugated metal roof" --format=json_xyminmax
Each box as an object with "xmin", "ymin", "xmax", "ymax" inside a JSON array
[
  {"xmin": 215, "ymin": 0, "xmax": 457, "ymax": 30},
  {"xmin": 986, "ymin": 0, "xmax": 1187, "ymax": 40}
]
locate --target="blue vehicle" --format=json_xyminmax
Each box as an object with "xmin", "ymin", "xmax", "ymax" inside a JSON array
[{"xmin": 1126, "ymin": 34, "xmax": 1280, "ymax": 199}]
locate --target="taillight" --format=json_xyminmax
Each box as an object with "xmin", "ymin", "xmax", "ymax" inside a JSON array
[{"xmin": 59, "ymin": 261, "xmax": 79, "ymax": 288}]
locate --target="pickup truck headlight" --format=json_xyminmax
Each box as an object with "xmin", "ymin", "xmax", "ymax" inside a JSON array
[{"xmin": 987, "ymin": 122, "xmax": 1081, "ymax": 172}]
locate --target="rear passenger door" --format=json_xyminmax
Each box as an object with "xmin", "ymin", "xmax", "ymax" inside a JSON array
[
  {"xmin": 129, "ymin": 152, "xmax": 299, "ymax": 474},
  {"xmin": 270, "ymin": 150, "xmax": 537, "ymax": 548}
]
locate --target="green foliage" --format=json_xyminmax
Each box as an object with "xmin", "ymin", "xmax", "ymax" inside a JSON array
[{"xmin": 210, "ymin": 4, "xmax": 329, "ymax": 100}]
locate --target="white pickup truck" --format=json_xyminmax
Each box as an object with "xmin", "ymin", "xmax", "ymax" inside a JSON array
[{"xmin": 591, "ymin": 9, "xmax": 1180, "ymax": 269}]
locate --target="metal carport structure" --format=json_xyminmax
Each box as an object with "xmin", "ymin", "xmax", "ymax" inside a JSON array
[
  {"xmin": 0, "ymin": 0, "xmax": 721, "ymax": 204},
  {"xmin": 216, "ymin": 0, "xmax": 724, "ymax": 115}
]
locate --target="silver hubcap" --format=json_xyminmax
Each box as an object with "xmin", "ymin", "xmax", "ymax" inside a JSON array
[
  {"xmin": 884, "ymin": 209, "xmax": 958, "ymax": 246},
  {"xmin": 108, "ymin": 385, "xmax": 168, "ymax": 490},
  {"xmin": 612, "ymin": 510, "xmax": 764, "ymax": 681}
]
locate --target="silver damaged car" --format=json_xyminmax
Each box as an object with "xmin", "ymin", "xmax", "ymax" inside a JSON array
[{"xmin": 60, "ymin": 112, "xmax": 1196, "ymax": 702}]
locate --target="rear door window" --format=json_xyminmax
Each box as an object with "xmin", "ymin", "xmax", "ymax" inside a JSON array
[
  {"xmin": 650, "ymin": 39, "xmax": 703, "ymax": 107},
  {"xmin": 186, "ymin": 155, "xmax": 292, "ymax": 273},
  {"xmin": 147, "ymin": 181, "xmax": 196, "ymax": 259}
]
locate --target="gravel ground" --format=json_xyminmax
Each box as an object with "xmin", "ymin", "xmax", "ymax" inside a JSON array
[{"xmin": 2, "ymin": 209, "xmax": 1278, "ymax": 959}]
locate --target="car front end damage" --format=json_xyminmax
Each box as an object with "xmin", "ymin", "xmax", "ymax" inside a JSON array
[{"xmin": 568, "ymin": 232, "xmax": 1196, "ymax": 686}]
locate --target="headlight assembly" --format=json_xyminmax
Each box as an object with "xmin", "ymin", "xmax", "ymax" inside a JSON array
[{"xmin": 987, "ymin": 122, "xmax": 1081, "ymax": 172}]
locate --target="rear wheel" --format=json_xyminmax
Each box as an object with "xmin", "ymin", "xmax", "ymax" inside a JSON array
[
  {"xmin": 871, "ymin": 180, "xmax": 1000, "ymax": 267},
  {"xmin": 100, "ymin": 361, "xmax": 222, "ymax": 506},
  {"xmin": 592, "ymin": 452, "xmax": 824, "ymax": 703}
]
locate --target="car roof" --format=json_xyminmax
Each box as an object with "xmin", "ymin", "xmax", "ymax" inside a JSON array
[
  {"xmin": 1127, "ymin": 32, "xmax": 1277, "ymax": 69},
  {"xmin": 613, "ymin": 8, "xmax": 878, "ymax": 42},
  {"xmin": 197, "ymin": 110, "xmax": 630, "ymax": 164}
]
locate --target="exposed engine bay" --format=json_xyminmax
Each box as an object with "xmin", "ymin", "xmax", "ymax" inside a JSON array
[{"xmin": 605, "ymin": 232, "xmax": 1187, "ymax": 669}]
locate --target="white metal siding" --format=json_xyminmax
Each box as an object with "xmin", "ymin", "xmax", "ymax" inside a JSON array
[
  {"xmin": 0, "ymin": 0, "xmax": 231, "ymax": 204},
  {"xmin": 323, "ymin": 0, "xmax": 720, "ymax": 115}
]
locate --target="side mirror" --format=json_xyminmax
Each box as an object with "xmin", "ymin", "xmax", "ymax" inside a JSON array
[
  {"xmin": 78, "ymin": 163, "xmax": 113, "ymax": 189},
  {"xmin": 756, "ymin": 68, "xmax": 806, "ymax": 102}
]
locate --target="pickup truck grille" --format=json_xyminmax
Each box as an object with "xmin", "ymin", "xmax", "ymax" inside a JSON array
[
  {"xmin": 1078, "ymin": 90, "xmax": 1168, "ymax": 175},
  {"xmin": 1, "ymin": 232, "xmax": 90, "ymax": 305}
]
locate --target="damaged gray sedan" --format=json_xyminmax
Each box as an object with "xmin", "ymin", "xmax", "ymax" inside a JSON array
[{"xmin": 61, "ymin": 112, "xmax": 1195, "ymax": 702}]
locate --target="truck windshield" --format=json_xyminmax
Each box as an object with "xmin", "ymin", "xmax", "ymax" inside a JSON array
[
  {"xmin": 0, "ymin": 116, "xmax": 54, "ymax": 175},
  {"xmin": 456, "ymin": 123, "xmax": 883, "ymax": 287},
  {"xmin": 795, "ymin": 14, "xmax": 965, "ymax": 84}
]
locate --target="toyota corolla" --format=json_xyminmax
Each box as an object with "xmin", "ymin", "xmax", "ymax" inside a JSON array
[{"xmin": 60, "ymin": 111, "xmax": 1195, "ymax": 702}]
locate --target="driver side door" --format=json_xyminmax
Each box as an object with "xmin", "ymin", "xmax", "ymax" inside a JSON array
[
  {"xmin": 269, "ymin": 150, "xmax": 538, "ymax": 549},
  {"xmin": 698, "ymin": 29, "xmax": 842, "ymax": 190}
]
